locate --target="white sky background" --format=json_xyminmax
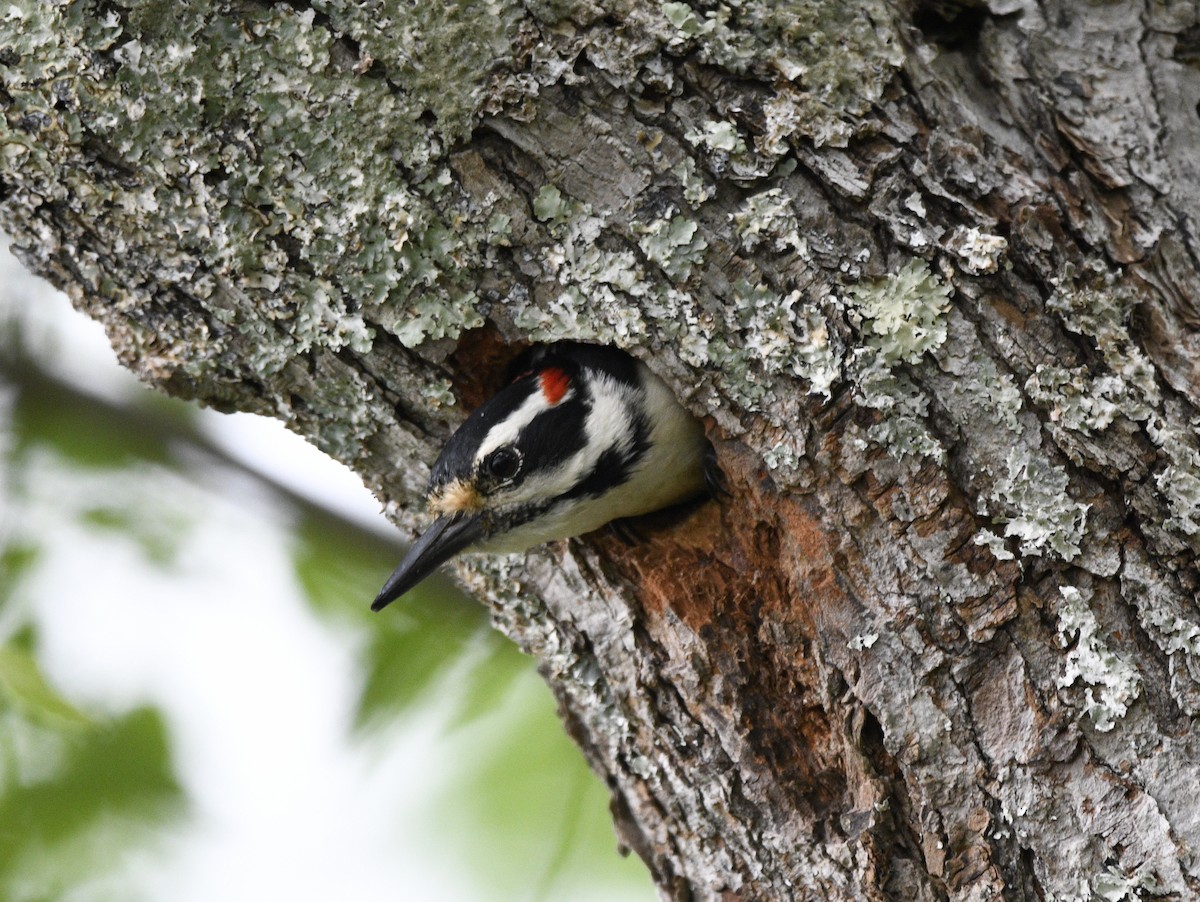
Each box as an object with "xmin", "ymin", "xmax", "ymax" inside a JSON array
[{"xmin": 0, "ymin": 237, "xmax": 650, "ymax": 902}]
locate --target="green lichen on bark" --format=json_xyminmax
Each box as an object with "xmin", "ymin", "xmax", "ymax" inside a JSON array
[
  {"xmin": 990, "ymin": 447, "xmax": 1089, "ymax": 560},
  {"xmin": 658, "ymin": 0, "xmax": 903, "ymax": 147},
  {"xmin": 0, "ymin": 7, "xmax": 388, "ymax": 368},
  {"xmin": 1040, "ymin": 267, "xmax": 1200, "ymax": 549},
  {"xmin": 314, "ymin": 0, "xmax": 527, "ymax": 150},
  {"xmin": 0, "ymin": 0, "xmax": 536, "ymax": 461},
  {"xmin": 1056, "ymin": 586, "xmax": 1142, "ymax": 732},
  {"xmin": 1, "ymin": 0, "xmax": 909, "ymax": 470},
  {"xmin": 840, "ymin": 259, "xmax": 952, "ymax": 462},
  {"xmin": 844, "ymin": 259, "xmax": 952, "ymax": 366}
]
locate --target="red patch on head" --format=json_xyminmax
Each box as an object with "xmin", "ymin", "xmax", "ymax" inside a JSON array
[{"xmin": 539, "ymin": 367, "xmax": 571, "ymax": 405}]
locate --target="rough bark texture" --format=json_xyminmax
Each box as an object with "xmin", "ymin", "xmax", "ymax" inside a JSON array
[{"xmin": 4, "ymin": 0, "xmax": 1200, "ymax": 898}]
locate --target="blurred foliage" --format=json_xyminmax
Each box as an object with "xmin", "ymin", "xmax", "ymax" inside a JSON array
[
  {"xmin": 0, "ymin": 265, "xmax": 652, "ymax": 901},
  {"xmin": 7, "ymin": 360, "xmax": 179, "ymax": 470},
  {"xmin": 449, "ymin": 674, "xmax": 636, "ymax": 898},
  {"xmin": 0, "ymin": 628, "xmax": 88, "ymax": 727},
  {"xmin": 0, "ymin": 619, "xmax": 179, "ymax": 902},
  {"xmin": 0, "ymin": 704, "xmax": 180, "ymax": 902},
  {"xmin": 291, "ymin": 512, "xmax": 525, "ymax": 729}
]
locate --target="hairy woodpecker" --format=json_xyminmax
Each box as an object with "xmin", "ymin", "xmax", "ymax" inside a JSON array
[{"xmin": 371, "ymin": 341, "xmax": 711, "ymax": 611}]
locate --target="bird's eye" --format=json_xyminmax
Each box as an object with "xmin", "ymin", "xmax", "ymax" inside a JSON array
[{"xmin": 484, "ymin": 447, "xmax": 521, "ymax": 482}]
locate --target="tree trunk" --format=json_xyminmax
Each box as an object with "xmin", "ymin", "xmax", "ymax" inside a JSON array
[{"xmin": 4, "ymin": 0, "xmax": 1200, "ymax": 897}]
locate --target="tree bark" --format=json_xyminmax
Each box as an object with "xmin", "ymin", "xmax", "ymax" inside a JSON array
[{"xmin": 4, "ymin": 0, "xmax": 1200, "ymax": 897}]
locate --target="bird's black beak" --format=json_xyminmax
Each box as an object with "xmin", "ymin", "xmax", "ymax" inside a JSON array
[{"xmin": 371, "ymin": 513, "xmax": 485, "ymax": 611}]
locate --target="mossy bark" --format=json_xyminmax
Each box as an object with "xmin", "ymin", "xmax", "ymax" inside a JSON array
[{"xmin": 4, "ymin": 0, "xmax": 1200, "ymax": 898}]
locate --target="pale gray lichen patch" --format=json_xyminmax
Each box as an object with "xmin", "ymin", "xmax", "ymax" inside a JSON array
[
  {"xmin": 986, "ymin": 372, "xmax": 1024, "ymax": 431},
  {"xmin": 1119, "ymin": 554, "xmax": 1200, "ymax": 715},
  {"xmin": 930, "ymin": 314, "xmax": 1072, "ymax": 564},
  {"xmin": 1155, "ymin": 459, "xmax": 1200, "ymax": 537},
  {"xmin": 973, "ymin": 529, "xmax": 1015, "ymax": 561},
  {"xmin": 531, "ymin": 184, "xmax": 572, "ymax": 224},
  {"xmin": 1046, "ymin": 273, "xmax": 1160, "ymax": 420},
  {"xmin": 736, "ymin": 282, "xmax": 798, "ymax": 370},
  {"xmin": 682, "ymin": 117, "xmax": 770, "ymax": 182},
  {"xmin": 839, "ymin": 260, "xmax": 954, "ymax": 462},
  {"xmin": 507, "ymin": 180, "xmax": 720, "ymax": 373},
  {"xmin": 711, "ymin": 281, "xmax": 843, "ymax": 411},
  {"xmin": 462, "ymin": 552, "xmax": 542, "ymax": 620},
  {"xmin": 1056, "ymin": 586, "xmax": 1142, "ymax": 732},
  {"xmin": 944, "ymin": 226, "xmax": 1008, "ymax": 275},
  {"xmin": 639, "ymin": 286, "xmax": 712, "ymax": 367},
  {"xmin": 514, "ymin": 185, "xmax": 651, "ymax": 345},
  {"xmin": 299, "ymin": 357, "xmax": 382, "ymax": 462},
  {"xmin": 788, "ymin": 303, "xmax": 841, "ymax": 400},
  {"xmin": 939, "ymin": 338, "xmax": 1025, "ymax": 435},
  {"xmin": 1090, "ymin": 864, "xmax": 1163, "ymax": 901},
  {"xmin": 1146, "ymin": 419, "xmax": 1200, "ymax": 540},
  {"xmin": 1043, "ymin": 271, "xmax": 1200, "ymax": 547},
  {"xmin": 849, "ymin": 351, "xmax": 945, "ymax": 463},
  {"xmin": 293, "ymin": 281, "xmax": 374, "ymax": 352},
  {"xmin": 1137, "ymin": 593, "xmax": 1200, "ymax": 659},
  {"xmin": 661, "ymin": 2, "xmax": 712, "ymax": 36},
  {"xmin": 990, "ymin": 448, "xmax": 1089, "ymax": 560},
  {"xmin": 685, "ymin": 119, "xmax": 746, "ymax": 155},
  {"xmin": 631, "ymin": 212, "xmax": 709, "ymax": 282},
  {"xmin": 391, "ymin": 290, "xmax": 486, "ymax": 349},
  {"xmin": 655, "ymin": 0, "xmax": 903, "ymax": 148},
  {"xmin": 1025, "ymin": 366, "xmax": 1127, "ymax": 435},
  {"xmin": 672, "ymin": 157, "xmax": 715, "ymax": 207},
  {"xmin": 1, "ymin": 0, "xmax": 499, "ymax": 394},
  {"xmin": 762, "ymin": 434, "xmax": 805, "ymax": 474},
  {"xmin": 731, "ymin": 187, "xmax": 806, "ymax": 255},
  {"xmin": 845, "ymin": 259, "xmax": 953, "ymax": 366},
  {"xmin": 315, "ymin": 0, "xmax": 528, "ymax": 157}
]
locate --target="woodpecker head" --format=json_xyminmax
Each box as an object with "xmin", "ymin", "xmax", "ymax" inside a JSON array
[{"xmin": 371, "ymin": 341, "xmax": 711, "ymax": 611}]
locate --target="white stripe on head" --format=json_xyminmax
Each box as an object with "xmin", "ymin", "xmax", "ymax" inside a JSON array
[
  {"xmin": 476, "ymin": 358, "xmax": 708, "ymax": 553},
  {"xmin": 475, "ymin": 383, "xmax": 574, "ymax": 464},
  {"xmin": 494, "ymin": 371, "xmax": 639, "ymax": 508}
]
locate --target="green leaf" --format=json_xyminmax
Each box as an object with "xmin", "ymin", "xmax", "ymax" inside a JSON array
[
  {"xmin": 0, "ymin": 543, "xmax": 39, "ymax": 609},
  {"xmin": 9, "ymin": 375, "xmax": 175, "ymax": 470},
  {"xmin": 0, "ymin": 642, "xmax": 89, "ymax": 727},
  {"xmin": 0, "ymin": 707, "xmax": 182, "ymax": 879},
  {"xmin": 355, "ymin": 584, "xmax": 490, "ymax": 727}
]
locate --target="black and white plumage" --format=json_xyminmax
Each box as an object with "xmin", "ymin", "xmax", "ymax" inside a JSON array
[{"xmin": 371, "ymin": 341, "xmax": 711, "ymax": 611}]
